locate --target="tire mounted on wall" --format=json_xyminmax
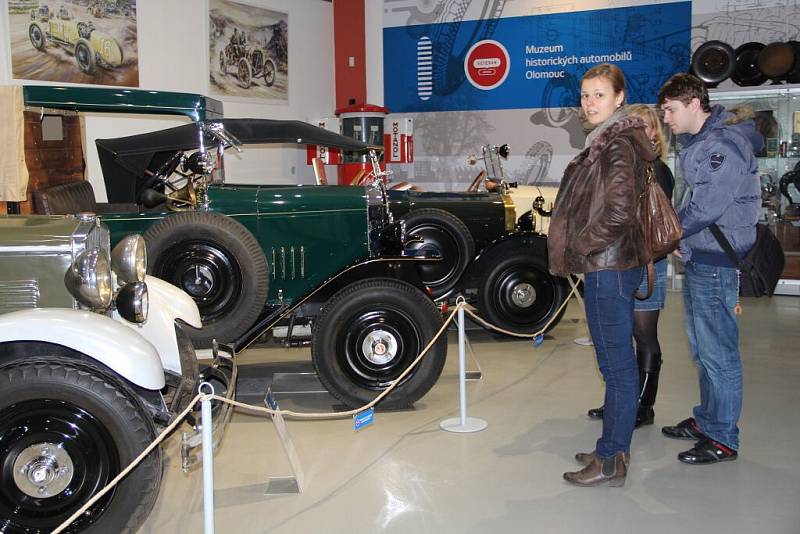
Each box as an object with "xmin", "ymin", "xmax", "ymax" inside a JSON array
[{"xmin": 143, "ymin": 212, "xmax": 269, "ymax": 348}]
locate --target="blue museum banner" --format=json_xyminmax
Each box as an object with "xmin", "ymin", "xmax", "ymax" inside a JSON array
[{"xmin": 383, "ymin": 2, "xmax": 691, "ymax": 112}]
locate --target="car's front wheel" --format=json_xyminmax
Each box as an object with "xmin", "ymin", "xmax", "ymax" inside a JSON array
[
  {"xmin": 0, "ymin": 356, "xmax": 161, "ymax": 533},
  {"xmin": 74, "ymin": 38, "xmax": 96, "ymax": 74},
  {"xmin": 312, "ymin": 279, "xmax": 447, "ymax": 409},
  {"xmin": 29, "ymin": 23, "xmax": 46, "ymax": 50},
  {"xmin": 237, "ymin": 58, "xmax": 252, "ymax": 88},
  {"xmin": 144, "ymin": 212, "xmax": 269, "ymax": 348},
  {"xmin": 477, "ymin": 238, "xmax": 569, "ymax": 335}
]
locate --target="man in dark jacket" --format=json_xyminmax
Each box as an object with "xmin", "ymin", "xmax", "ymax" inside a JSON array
[{"xmin": 658, "ymin": 73, "xmax": 762, "ymax": 465}]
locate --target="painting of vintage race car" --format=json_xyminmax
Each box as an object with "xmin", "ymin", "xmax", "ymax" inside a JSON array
[
  {"xmin": 218, "ymin": 38, "xmax": 277, "ymax": 89},
  {"xmin": 8, "ymin": 2, "xmax": 138, "ymax": 86},
  {"xmin": 209, "ymin": 0, "xmax": 287, "ymax": 100},
  {"xmin": 29, "ymin": 12, "xmax": 122, "ymax": 74}
]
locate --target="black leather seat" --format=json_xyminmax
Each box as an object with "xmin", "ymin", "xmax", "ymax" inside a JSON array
[{"xmin": 32, "ymin": 181, "xmax": 139, "ymax": 215}]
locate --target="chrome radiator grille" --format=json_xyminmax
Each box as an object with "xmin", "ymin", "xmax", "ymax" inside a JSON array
[{"xmin": 0, "ymin": 281, "xmax": 40, "ymax": 313}]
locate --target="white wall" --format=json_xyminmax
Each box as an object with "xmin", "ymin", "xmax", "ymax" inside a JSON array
[{"xmin": 0, "ymin": 0, "xmax": 336, "ymax": 199}]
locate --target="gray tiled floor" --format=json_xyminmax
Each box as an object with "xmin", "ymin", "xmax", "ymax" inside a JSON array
[{"xmin": 141, "ymin": 293, "xmax": 800, "ymax": 533}]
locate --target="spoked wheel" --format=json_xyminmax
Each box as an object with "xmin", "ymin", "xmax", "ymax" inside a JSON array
[
  {"xmin": 312, "ymin": 279, "xmax": 447, "ymax": 409},
  {"xmin": 263, "ymin": 58, "xmax": 276, "ymax": 87},
  {"xmin": 477, "ymin": 238, "xmax": 569, "ymax": 335},
  {"xmin": 400, "ymin": 208, "xmax": 475, "ymax": 299},
  {"xmin": 74, "ymin": 39, "xmax": 96, "ymax": 74},
  {"xmin": 29, "ymin": 23, "xmax": 46, "ymax": 50},
  {"xmin": 237, "ymin": 58, "xmax": 252, "ymax": 88},
  {"xmin": 144, "ymin": 212, "xmax": 269, "ymax": 348},
  {"xmin": 0, "ymin": 357, "xmax": 160, "ymax": 533}
]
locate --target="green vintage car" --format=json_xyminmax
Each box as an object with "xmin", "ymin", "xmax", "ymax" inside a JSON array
[
  {"xmin": 23, "ymin": 87, "xmax": 568, "ymax": 341},
  {"xmin": 69, "ymin": 119, "xmax": 446, "ymax": 409}
]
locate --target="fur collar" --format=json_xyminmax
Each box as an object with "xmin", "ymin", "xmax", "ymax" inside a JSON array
[{"xmin": 582, "ymin": 115, "xmax": 656, "ymax": 166}]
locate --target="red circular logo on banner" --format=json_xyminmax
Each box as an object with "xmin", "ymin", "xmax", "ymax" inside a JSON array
[{"xmin": 464, "ymin": 40, "xmax": 510, "ymax": 90}]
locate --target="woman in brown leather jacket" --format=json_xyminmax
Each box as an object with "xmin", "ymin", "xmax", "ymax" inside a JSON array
[{"xmin": 548, "ymin": 63, "xmax": 656, "ymax": 487}]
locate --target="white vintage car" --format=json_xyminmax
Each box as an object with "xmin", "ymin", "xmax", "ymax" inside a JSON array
[
  {"xmin": 28, "ymin": 7, "xmax": 122, "ymax": 74},
  {"xmin": 0, "ymin": 213, "xmax": 235, "ymax": 533}
]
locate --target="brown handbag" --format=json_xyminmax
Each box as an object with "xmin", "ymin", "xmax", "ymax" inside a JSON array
[{"xmin": 635, "ymin": 164, "xmax": 682, "ymax": 299}]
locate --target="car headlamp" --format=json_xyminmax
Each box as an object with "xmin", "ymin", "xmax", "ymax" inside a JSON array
[
  {"xmin": 115, "ymin": 282, "xmax": 148, "ymax": 323},
  {"xmin": 111, "ymin": 234, "xmax": 147, "ymax": 283},
  {"xmin": 65, "ymin": 249, "xmax": 113, "ymax": 309}
]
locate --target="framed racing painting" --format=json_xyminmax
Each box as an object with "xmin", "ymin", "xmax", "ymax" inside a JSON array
[
  {"xmin": 209, "ymin": 0, "xmax": 288, "ymax": 101},
  {"xmin": 7, "ymin": 1, "xmax": 139, "ymax": 87}
]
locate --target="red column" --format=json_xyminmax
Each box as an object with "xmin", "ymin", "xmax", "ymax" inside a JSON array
[{"xmin": 333, "ymin": 0, "xmax": 367, "ymax": 109}]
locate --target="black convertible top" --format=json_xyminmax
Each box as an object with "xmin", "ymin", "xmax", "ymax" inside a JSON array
[{"xmin": 96, "ymin": 118, "xmax": 369, "ymax": 202}]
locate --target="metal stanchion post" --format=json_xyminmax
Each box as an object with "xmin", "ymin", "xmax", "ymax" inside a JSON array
[
  {"xmin": 440, "ymin": 302, "xmax": 487, "ymax": 433},
  {"xmin": 199, "ymin": 382, "xmax": 216, "ymax": 534},
  {"xmin": 568, "ymin": 275, "xmax": 593, "ymax": 346}
]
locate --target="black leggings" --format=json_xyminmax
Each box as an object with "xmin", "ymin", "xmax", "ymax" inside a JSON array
[{"xmin": 633, "ymin": 309, "xmax": 660, "ymax": 355}]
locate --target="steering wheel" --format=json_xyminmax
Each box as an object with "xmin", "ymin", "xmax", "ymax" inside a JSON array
[{"xmin": 138, "ymin": 151, "xmax": 184, "ymax": 203}]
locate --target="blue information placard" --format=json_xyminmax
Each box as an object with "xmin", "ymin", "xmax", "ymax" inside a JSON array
[
  {"xmin": 384, "ymin": 2, "xmax": 691, "ymax": 112},
  {"xmin": 354, "ymin": 407, "xmax": 375, "ymax": 431}
]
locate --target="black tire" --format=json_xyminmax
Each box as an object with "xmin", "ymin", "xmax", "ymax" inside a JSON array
[
  {"xmin": 0, "ymin": 356, "xmax": 160, "ymax": 533},
  {"xmin": 477, "ymin": 238, "xmax": 569, "ymax": 335},
  {"xmin": 312, "ymin": 279, "xmax": 447, "ymax": 409},
  {"xmin": 143, "ymin": 212, "xmax": 269, "ymax": 348},
  {"xmin": 75, "ymin": 39, "xmax": 96, "ymax": 74},
  {"xmin": 29, "ymin": 23, "xmax": 46, "ymax": 50},
  {"xmin": 263, "ymin": 58, "xmax": 276, "ymax": 87},
  {"xmin": 400, "ymin": 208, "xmax": 475, "ymax": 299},
  {"xmin": 690, "ymin": 40, "xmax": 735, "ymax": 87},
  {"xmin": 237, "ymin": 58, "xmax": 252, "ymax": 89}
]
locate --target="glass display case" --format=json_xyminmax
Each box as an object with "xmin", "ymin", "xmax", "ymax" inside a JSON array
[{"xmin": 707, "ymin": 86, "xmax": 800, "ymax": 294}]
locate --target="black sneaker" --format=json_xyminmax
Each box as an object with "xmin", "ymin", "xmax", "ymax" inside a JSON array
[
  {"xmin": 661, "ymin": 417, "xmax": 707, "ymax": 440},
  {"xmin": 587, "ymin": 406, "xmax": 604, "ymax": 419},
  {"xmin": 678, "ymin": 438, "xmax": 738, "ymax": 465}
]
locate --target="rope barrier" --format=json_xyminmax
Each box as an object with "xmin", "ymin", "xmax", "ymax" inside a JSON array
[
  {"xmin": 53, "ymin": 293, "xmax": 579, "ymax": 532},
  {"xmin": 460, "ymin": 282, "xmax": 577, "ymax": 338}
]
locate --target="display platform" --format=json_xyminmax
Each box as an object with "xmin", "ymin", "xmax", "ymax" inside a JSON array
[{"xmin": 236, "ymin": 361, "xmax": 348, "ymax": 412}]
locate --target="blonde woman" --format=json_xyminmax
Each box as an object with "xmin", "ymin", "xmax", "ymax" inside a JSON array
[{"xmin": 586, "ymin": 104, "xmax": 675, "ymax": 428}]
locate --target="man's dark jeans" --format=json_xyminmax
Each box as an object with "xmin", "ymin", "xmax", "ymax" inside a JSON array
[{"xmin": 684, "ymin": 261, "xmax": 742, "ymax": 450}]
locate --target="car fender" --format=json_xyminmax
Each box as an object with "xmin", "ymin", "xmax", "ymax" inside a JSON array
[
  {"xmin": 0, "ymin": 308, "xmax": 165, "ymax": 390},
  {"xmin": 468, "ymin": 231, "xmax": 549, "ymax": 279},
  {"xmin": 146, "ymin": 275, "xmax": 203, "ymax": 328},
  {"xmin": 89, "ymin": 30, "xmax": 122, "ymax": 66},
  {"xmin": 113, "ymin": 275, "xmax": 202, "ymax": 375}
]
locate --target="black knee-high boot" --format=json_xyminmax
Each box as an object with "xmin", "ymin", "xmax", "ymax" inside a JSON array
[
  {"xmin": 636, "ymin": 350, "xmax": 662, "ymax": 427},
  {"xmin": 587, "ymin": 351, "xmax": 663, "ymax": 425}
]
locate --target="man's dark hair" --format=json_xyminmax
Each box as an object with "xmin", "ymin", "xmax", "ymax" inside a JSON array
[{"xmin": 657, "ymin": 73, "xmax": 711, "ymax": 112}]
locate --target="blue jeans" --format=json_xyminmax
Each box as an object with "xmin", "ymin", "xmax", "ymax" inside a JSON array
[
  {"xmin": 584, "ymin": 267, "xmax": 642, "ymax": 458},
  {"xmin": 683, "ymin": 261, "xmax": 742, "ymax": 450}
]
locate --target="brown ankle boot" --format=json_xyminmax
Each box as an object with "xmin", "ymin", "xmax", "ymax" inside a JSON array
[
  {"xmin": 574, "ymin": 450, "xmax": 630, "ymax": 467},
  {"xmin": 564, "ymin": 452, "xmax": 628, "ymax": 487}
]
